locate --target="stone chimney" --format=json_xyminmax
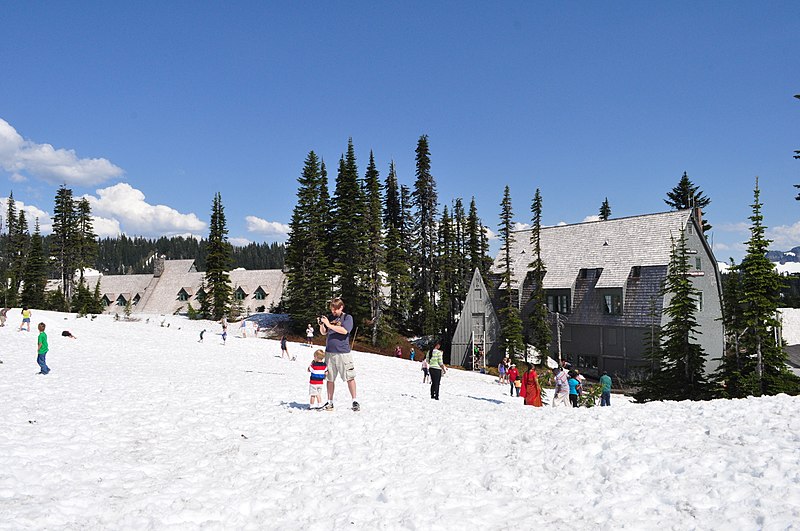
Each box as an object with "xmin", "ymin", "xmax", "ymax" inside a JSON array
[{"xmin": 154, "ymin": 254, "xmax": 166, "ymax": 277}]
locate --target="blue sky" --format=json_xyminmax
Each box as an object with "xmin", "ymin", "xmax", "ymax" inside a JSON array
[{"xmin": 1, "ymin": 1, "xmax": 798, "ymax": 261}]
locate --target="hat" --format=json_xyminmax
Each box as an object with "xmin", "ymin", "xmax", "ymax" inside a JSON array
[{"xmin": 510, "ymin": 363, "xmax": 516, "ymax": 367}]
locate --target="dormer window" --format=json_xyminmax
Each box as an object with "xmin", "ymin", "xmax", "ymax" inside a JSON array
[
  {"xmin": 177, "ymin": 289, "xmax": 190, "ymax": 302},
  {"xmin": 253, "ymin": 287, "xmax": 267, "ymax": 301},
  {"xmin": 235, "ymin": 287, "xmax": 246, "ymax": 301}
]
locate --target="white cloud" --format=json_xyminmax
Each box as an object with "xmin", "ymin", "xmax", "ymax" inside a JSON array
[
  {"xmin": 582, "ymin": 214, "xmax": 601, "ymax": 223},
  {"xmin": 245, "ymin": 215, "xmax": 290, "ymax": 238},
  {"xmin": 82, "ymin": 183, "xmax": 206, "ymax": 237},
  {"xmin": 9, "ymin": 172, "xmax": 26, "ymax": 183},
  {"xmin": 91, "ymin": 216, "xmax": 122, "ymax": 238},
  {"xmin": 229, "ymin": 237, "xmax": 252, "ymax": 247},
  {"xmin": 512, "ymin": 222, "xmax": 531, "ymax": 232},
  {"xmin": 484, "ymin": 227, "xmax": 498, "ymax": 241},
  {"xmin": 0, "ymin": 118, "xmax": 124, "ymax": 186},
  {"xmin": 716, "ymin": 222, "xmax": 750, "ymax": 234},
  {"xmin": 0, "ymin": 197, "xmax": 53, "ymax": 233},
  {"xmin": 767, "ymin": 221, "xmax": 800, "ymax": 251}
]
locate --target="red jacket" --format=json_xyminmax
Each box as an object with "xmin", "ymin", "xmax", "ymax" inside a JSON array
[{"xmin": 508, "ymin": 367, "xmax": 519, "ymax": 382}]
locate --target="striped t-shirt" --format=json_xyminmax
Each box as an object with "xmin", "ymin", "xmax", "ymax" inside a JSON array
[{"xmin": 309, "ymin": 360, "xmax": 327, "ymax": 385}]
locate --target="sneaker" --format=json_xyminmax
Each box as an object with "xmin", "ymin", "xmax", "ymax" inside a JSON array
[
  {"xmin": 321, "ymin": 402, "xmax": 334, "ymax": 411},
  {"xmin": 351, "ymin": 401, "xmax": 360, "ymax": 412}
]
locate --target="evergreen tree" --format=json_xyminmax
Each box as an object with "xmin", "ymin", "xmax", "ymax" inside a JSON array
[
  {"xmin": 451, "ymin": 198, "xmax": 469, "ymax": 320},
  {"xmin": 636, "ymin": 232, "xmax": 710, "ymax": 402},
  {"xmin": 383, "ymin": 161, "xmax": 412, "ymax": 331},
  {"xmin": 51, "ymin": 185, "xmax": 79, "ymax": 303},
  {"xmin": 528, "ymin": 188, "xmax": 551, "ymax": 359},
  {"xmin": 664, "ymin": 172, "xmax": 712, "ymax": 232},
  {"xmin": 363, "ymin": 151, "xmax": 385, "ymax": 345},
  {"xmin": 599, "ymin": 197, "xmax": 611, "ymax": 220},
  {"xmin": 732, "ymin": 180, "xmax": 800, "ymax": 396},
  {"xmin": 713, "ymin": 259, "xmax": 747, "ymax": 397},
  {"xmin": 466, "ymin": 197, "xmax": 490, "ymax": 276},
  {"xmin": 205, "ymin": 192, "xmax": 233, "ymax": 320},
  {"xmin": 410, "ymin": 134, "xmax": 438, "ymax": 334},
  {"xmin": 283, "ymin": 151, "xmax": 333, "ymax": 331},
  {"xmin": 497, "ymin": 186, "xmax": 524, "ymax": 357},
  {"xmin": 8, "ymin": 208, "xmax": 30, "ymax": 305},
  {"xmin": 330, "ymin": 139, "xmax": 369, "ymax": 327},
  {"xmin": 20, "ymin": 219, "xmax": 47, "ymax": 309},
  {"xmin": 436, "ymin": 205, "xmax": 459, "ymax": 348},
  {"xmin": 75, "ymin": 198, "xmax": 98, "ymax": 282}
]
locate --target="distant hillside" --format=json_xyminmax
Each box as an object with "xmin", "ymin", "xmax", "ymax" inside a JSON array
[{"xmin": 767, "ymin": 246, "xmax": 800, "ymax": 263}]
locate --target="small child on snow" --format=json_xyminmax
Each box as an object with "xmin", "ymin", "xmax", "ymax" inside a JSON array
[
  {"xmin": 199, "ymin": 329, "xmax": 206, "ymax": 343},
  {"xmin": 37, "ymin": 322, "xmax": 50, "ymax": 375},
  {"xmin": 308, "ymin": 349, "xmax": 327, "ymax": 409}
]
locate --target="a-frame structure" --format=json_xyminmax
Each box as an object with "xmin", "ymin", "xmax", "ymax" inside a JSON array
[{"xmin": 450, "ymin": 268, "xmax": 502, "ymax": 369}]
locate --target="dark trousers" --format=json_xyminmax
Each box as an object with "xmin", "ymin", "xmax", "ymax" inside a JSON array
[
  {"xmin": 429, "ymin": 368, "xmax": 442, "ymax": 399},
  {"xmin": 510, "ymin": 381, "xmax": 519, "ymax": 396},
  {"xmin": 569, "ymin": 394, "xmax": 579, "ymax": 407}
]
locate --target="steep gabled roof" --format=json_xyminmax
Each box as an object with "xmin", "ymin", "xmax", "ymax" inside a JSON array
[{"xmin": 492, "ymin": 210, "xmax": 694, "ymax": 290}]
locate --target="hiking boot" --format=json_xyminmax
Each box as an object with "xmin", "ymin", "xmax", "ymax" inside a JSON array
[
  {"xmin": 321, "ymin": 402, "xmax": 334, "ymax": 411},
  {"xmin": 351, "ymin": 401, "xmax": 360, "ymax": 411}
]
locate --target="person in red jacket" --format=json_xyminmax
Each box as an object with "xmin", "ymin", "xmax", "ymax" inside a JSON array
[
  {"xmin": 507, "ymin": 364, "xmax": 520, "ymax": 397},
  {"xmin": 520, "ymin": 365, "xmax": 543, "ymax": 406}
]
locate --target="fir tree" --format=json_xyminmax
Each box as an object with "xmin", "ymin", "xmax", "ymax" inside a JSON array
[
  {"xmin": 466, "ymin": 197, "xmax": 491, "ymax": 276},
  {"xmin": 497, "ymin": 186, "xmax": 524, "ymax": 357},
  {"xmin": 51, "ymin": 185, "xmax": 79, "ymax": 303},
  {"xmin": 8, "ymin": 208, "xmax": 30, "ymax": 305},
  {"xmin": 363, "ymin": 151, "xmax": 384, "ymax": 345},
  {"xmin": 20, "ymin": 219, "xmax": 47, "ymax": 309},
  {"xmin": 664, "ymin": 172, "xmax": 712, "ymax": 232},
  {"xmin": 205, "ymin": 192, "xmax": 233, "ymax": 321},
  {"xmin": 733, "ymin": 179, "xmax": 800, "ymax": 396},
  {"xmin": 330, "ymin": 139, "xmax": 369, "ymax": 326},
  {"xmin": 713, "ymin": 258, "xmax": 747, "ymax": 397},
  {"xmin": 75, "ymin": 198, "xmax": 98, "ymax": 282},
  {"xmin": 636, "ymin": 232, "xmax": 710, "ymax": 402},
  {"xmin": 436, "ymin": 206, "xmax": 458, "ymax": 347},
  {"xmin": 383, "ymin": 161, "xmax": 412, "ymax": 331},
  {"xmin": 411, "ymin": 134, "xmax": 438, "ymax": 334},
  {"xmin": 284, "ymin": 151, "xmax": 333, "ymax": 331},
  {"xmin": 599, "ymin": 197, "xmax": 611, "ymax": 221},
  {"xmin": 528, "ymin": 188, "xmax": 551, "ymax": 360}
]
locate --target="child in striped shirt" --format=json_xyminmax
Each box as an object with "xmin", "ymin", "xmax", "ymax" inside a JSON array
[{"xmin": 308, "ymin": 349, "xmax": 327, "ymax": 409}]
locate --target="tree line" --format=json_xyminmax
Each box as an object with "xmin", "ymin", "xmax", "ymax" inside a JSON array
[{"xmin": 281, "ymin": 136, "xmax": 493, "ymax": 348}]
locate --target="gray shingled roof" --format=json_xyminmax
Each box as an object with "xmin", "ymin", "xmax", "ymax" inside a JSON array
[{"xmin": 492, "ymin": 210, "xmax": 692, "ymax": 290}]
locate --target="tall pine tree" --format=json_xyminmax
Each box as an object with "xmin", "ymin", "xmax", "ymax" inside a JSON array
[
  {"xmin": 363, "ymin": 151, "xmax": 385, "ymax": 345},
  {"xmin": 20, "ymin": 218, "xmax": 47, "ymax": 309},
  {"xmin": 599, "ymin": 197, "xmax": 611, "ymax": 220},
  {"xmin": 284, "ymin": 151, "xmax": 332, "ymax": 330},
  {"xmin": 410, "ymin": 134, "xmax": 438, "ymax": 334},
  {"xmin": 205, "ymin": 192, "xmax": 232, "ymax": 321},
  {"xmin": 732, "ymin": 179, "xmax": 800, "ymax": 396},
  {"xmin": 636, "ymin": 231, "xmax": 710, "ymax": 402},
  {"xmin": 51, "ymin": 185, "xmax": 79, "ymax": 304},
  {"xmin": 383, "ymin": 161, "xmax": 413, "ymax": 332},
  {"xmin": 528, "ymin": 188, "xmax": 551, "ymax": 360},
  {"xmin": 497, "ymin": 186, "xmax": 524, "ymax": 358},
  {"xmin": 664, "ymin": 172, "xmax": 712, "ymax": 232}
]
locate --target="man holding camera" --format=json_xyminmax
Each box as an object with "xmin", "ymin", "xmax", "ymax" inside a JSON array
[{"xmin": 319, "ymin": 297, "xmax": 359, "ymax": 411}]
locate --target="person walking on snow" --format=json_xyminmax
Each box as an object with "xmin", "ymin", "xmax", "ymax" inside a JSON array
[
  {"xmin": 508, "ymin": 364, "xmax": 520, "ymax": 397},
  {"xmin": 305, "ymin": 324, "xmax": 314, "ymax": 346},
  {"xmin": 427, "ymin": 341, "xmax": 447, "ymax": 400},
  {"xmin": 552, "ymin": 366, "xmax": 570, "ymax": 407},
  {"xmin": 520, "ymin": 365, "xmax": 543, "ymax": 406},
  {"xmin": 568, "ymin": 370, "xmax": 582, "ymax": 407},
  {"xmin": 36, "ymin": 322, "xmax": 50, "ymax": 375},
  {"xmin": 319, "ymin": 298, "xmax": 359, "ymax": 412},
  {"xmin": 20, "ymin": 307, "xmax": 32, "ymax": 332},
  {"xmin": 280, "ymin": 335, "xmax": 291, "ymax": 360},
  {"xmin": 599, "ymin": 371, "xmax": 613, "ymax": 406},
  {"xmin": 421, "ymin": 356, "xmax": 430, "ymax": 383},
  {"xmin": 308, "ymin": 349, "xmax": 327, "ymax": 409}
]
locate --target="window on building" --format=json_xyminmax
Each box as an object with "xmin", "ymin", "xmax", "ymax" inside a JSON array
[
  {"xmin": 474, "ymin": 287, "xmax": 482, "ymax": 300},
  {"xmin": 132, "ymin": 295, "xmax": 141, "ymax": 305},
  {"xmin": 602, "ymin": 292, "xmax": 623, "ymax": 315},
  {"xmin": 116, "ymin": 297, "xmax": 126, "ymax": 307},
  {"xmin": 177, "ymin": 290, "xmax": 189, "ymax": 301},
  {"xmin": 631, "ymin": 266, "xmax": 642, "ymax": 278},
  {"xmin": 235, "ymin": 289, "xmax": 246, "ymax": 301},
  {"xmin": 577, "ymin": 355, "xmax": 599, "ymax": 369},
  {"xmin": 697, "ymin": 291, "xmax": 703, "ymax": 311},
  {"xmin": 253, "ymin": 288, "xmax": 266, "ymax": 301},
  {"xmin": 695, "ymin": 257, "xmax": 702, "ymax": 270},
  {"xmin": 546, "ymin": 291, "xmax": 570, "ymax": 314}
]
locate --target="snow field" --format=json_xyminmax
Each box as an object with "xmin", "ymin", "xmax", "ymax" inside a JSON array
[{"xmin": 1, "ymin": 311, "xmax": 800, "ymax": 530}]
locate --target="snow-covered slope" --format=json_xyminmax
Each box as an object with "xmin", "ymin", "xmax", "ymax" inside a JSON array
[{"xmin": 1, "ymin": 311, "xmax": 799, "ymax": 529}]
